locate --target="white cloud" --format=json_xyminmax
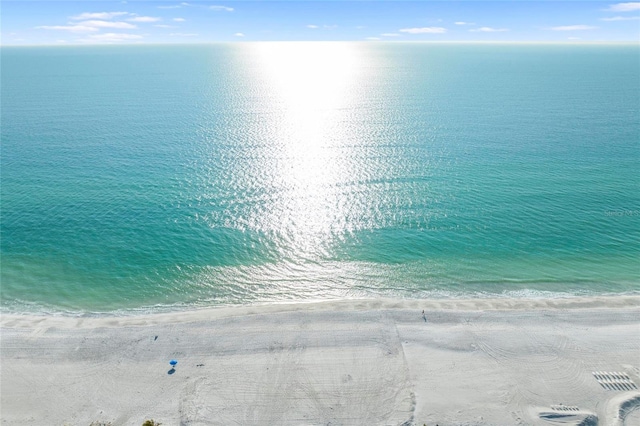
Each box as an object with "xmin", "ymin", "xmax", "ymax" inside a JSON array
[
  {"xmin": 399, "ymin": 27, "xmax": 447, "ymax": 34},
  {"xmin": 128, "ymin": 16, "xmax": 161, "ymax": 23},
  {"xmin": 381, "ymin": 33, "xmax": 400, "ymax": 37},
  {"xmin": 469, "ymin": 27, "xmax": 509, "ymax": 32},
  {"xmin": 36, "ymin": 25, "xmax": 99, "ymax": 32},
  {"xmin": 88, "ymin": 33, "xmax": 143, "ymax": 41},
  {"xmin": 455, "ymin": 21, "xmax": 475, "ymax": 25},
  {"xmin": 549, "ymin": 25, "xmax": 598, "ymax": 31},
  {"xmin": 304, "ymin": 23, "xmax": 335, "ymax": 29},
  {"xmin": 601, "ymin": 15, "xmax": 640, "ymax": 21},
  {"xmin": 158, "ymin": 3, "xmax": 188, "ymax": 9},
  {"xmin": 77, "ymin": 20, "xmax": 137, "ymax": 29},
  {"xmin": 155, "ymin": 24, "xmax": 176, "ymax": 28},
  {"xmin": 169, "ymin": 33, "xmax": 197, "ymax": 37},
  {"xmin": 234, "ymin": 32, "xmax": 244, "ymax": 37},
  {"xmin": 606, "ymin": 2, "xmax": 640, "ymax": 12},
  {"xmin": 70, "ymin": 12, "xmax": 129, "ymax": 20},
  {"xmin": 173, "ymin": 18, "xmax": 186, "ymax": 22},
  {"xmin": 210, "ymin": 5, "xmax": 234, "ymax": 12}
]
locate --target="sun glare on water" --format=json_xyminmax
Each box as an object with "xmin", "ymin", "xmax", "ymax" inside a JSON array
[{"xmin": 249, "ymin": 43, "xmax": 369, "ymax": 257}]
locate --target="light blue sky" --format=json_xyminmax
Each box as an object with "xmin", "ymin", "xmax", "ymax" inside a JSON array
[{"xmin": 2, "ymin": 1, "xmax": 639, "ymax": 45}]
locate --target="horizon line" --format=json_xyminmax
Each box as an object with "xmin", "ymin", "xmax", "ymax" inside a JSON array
[{"xmin": 3, "ymin": 40, "xmax": 640, "ymax": 47}]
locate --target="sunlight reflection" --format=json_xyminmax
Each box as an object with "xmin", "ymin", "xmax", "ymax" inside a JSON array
[{"xmin": 250, "ymin": 42, "xmax": 364, "ymax": 257}]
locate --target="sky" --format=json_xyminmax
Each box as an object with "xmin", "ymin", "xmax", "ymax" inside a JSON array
[{"xmin": 2, "ymin": 1, "xmax": 639, "ymax": 45}]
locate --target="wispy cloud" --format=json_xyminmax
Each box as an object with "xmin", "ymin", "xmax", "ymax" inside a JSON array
[
  {"xmin": 469, "ymin": 27, "xmax": 508, "ymax": 32},
  {"xmin": 128, "ymin": 16, "xmax": 161, "ymax": 23},
  {"xmin": 606, "ymin": 2, "xmax": 640, "ymax": 12},
  {"xmin": 38, "ymin": 11, "xmax": 149, "ymax": 38},
  {"xmin": 399, "ymin": 27, "xmax": 447, "ymax": 34},
  {"xmin": 155, "ymin": 24, "xmax": 176, "ymax": 28},
  {"xmin": 365, "ymin": 37, "xmax": 381, "ymax": 40},
  {"xmin": 455, "ymin": 21, "xmax": 475, "ymax": 25},
  {"xmin": 87, "ymin": 33, "xmax": 143, "ymax": 42},
  {"xmin": 36, "ymin": 25, "xmax": 98, "ymax": 32},
  {"xmin": 158, "ymin": 2, "xmax": 189, "ymax": 9},
  {"xmin": 601, "ymin": 15, "xmax": 640, "ymax": 21},
  {"xmin": 234, "ymin": 32, "xmax": 244, "ymax": 37},
  {"xmin": 549, "ymin": 25, "xmax": 598, "ymax": 31},
  {"xmin": 210, "ymin": 5, "xmax": 234, "ymax": 12},
  {"xmin": 306, "ymin": 24, "xmax": 337, "ymax": 29},
  {"xmin": 77, "ymin": 20, "xmax": 137, "ymax": 29},
  {"xmin": 173, "ymin": 18, "xmax": 186, "ymax": 22},
  {"xmin": 70, "ymin": 12, "xmax": 129, "ymax": 20},
  {"xmin": 169, "ymin": 32, "xmax": 197, "ymax": 37},
  {"xmin": 381, "ymin": 33, "xmax": 400, "ymax": 37}
]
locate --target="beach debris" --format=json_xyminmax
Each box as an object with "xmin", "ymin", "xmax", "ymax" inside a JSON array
[
  {"xmin": 592, "ymin": 371, "xmax": 637, "ymax": 391},
  {"xmin": 154, "ymin": 336, "xmax": 158, "ymax": 341}
]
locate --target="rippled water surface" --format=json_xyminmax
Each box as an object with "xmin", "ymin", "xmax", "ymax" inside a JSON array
[{"xmin": 2, "ymin": 43, "xmax": 639, "ymax": 312}]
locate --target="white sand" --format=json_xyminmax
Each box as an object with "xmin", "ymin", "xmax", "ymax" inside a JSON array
[{"xmin": 1, "ymin": 296, "xmax": 639, "ymax": 425}]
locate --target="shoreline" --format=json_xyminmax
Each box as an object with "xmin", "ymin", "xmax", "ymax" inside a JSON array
[
  {"xmin": 2, "ymin": 294, "xmax": 640, "ymax": 327},
  {"xmin": 2, "ymin": 295, "xmax": 639, "ymax": 425}
]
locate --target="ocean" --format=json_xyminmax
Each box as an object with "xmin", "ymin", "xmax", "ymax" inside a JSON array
[{"xmin": 1, "ymin": 43, "xmax": 638, "ymax": 314}]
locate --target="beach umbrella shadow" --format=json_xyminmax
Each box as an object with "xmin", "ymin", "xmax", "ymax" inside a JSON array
[{"xmin": 168, "ymin": 359, "xmax": 177, "ymax": 375}]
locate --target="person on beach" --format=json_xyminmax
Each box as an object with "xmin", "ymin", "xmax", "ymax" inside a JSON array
[{"xmin": 422, "ymin": 310, "xmax": 427, "ymax": 322}]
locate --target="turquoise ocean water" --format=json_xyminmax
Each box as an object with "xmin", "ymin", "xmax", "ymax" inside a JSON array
[{"xmin": 1, "ymin": 43, "xmax": 639, "ymax": 313}]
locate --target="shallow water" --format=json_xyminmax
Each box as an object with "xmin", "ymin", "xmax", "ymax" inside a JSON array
[{"xmin": 2, "ymin": 43, "xmax": 639, "ymax": 312}]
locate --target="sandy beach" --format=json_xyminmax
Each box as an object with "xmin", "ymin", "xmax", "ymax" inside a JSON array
[{"xmin": 1, "ymin": 296, "xmax": 639, "ymax": 425}]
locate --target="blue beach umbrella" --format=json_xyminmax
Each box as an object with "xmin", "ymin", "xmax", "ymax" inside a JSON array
[{"xmin": 170, "ymin": 359, "xmax": 177, "ymax": 368}]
